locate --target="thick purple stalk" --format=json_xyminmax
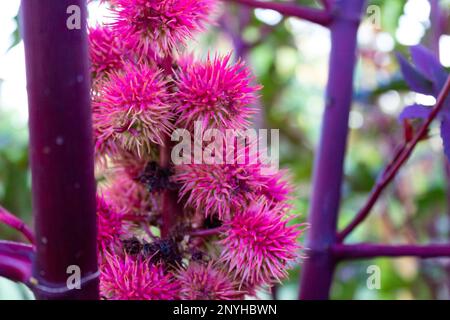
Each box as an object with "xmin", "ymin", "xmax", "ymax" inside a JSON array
[
  {"xmin": 299, "ymin": 0, "xmax": 366, "ymax": 300},
  {"xmin": 22, "ymin": 0, "xmax": 99, "ymax": 299},
  {"xmin": 333, "ymin": 243, "xmax": 450, "ymax": 260}
]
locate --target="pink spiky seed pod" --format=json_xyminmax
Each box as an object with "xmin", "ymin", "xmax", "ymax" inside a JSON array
[
  {"xmin": 220, "ymin": 201, "xmax": 303, "ymax": 287},
  {"xmin": 97, "ymin": 195, "xmax": 125, "ymax": 252},
  {"xmin": 110, "ymin": 0, "xmax": 215, "ymax": 56},
  {"xmin": 88, "ymin": 25, "xmax": 125, "ymax": 82},
  {"xmin": 174, "ymin": 163, "xmax": 267, "ymax": 220},
  {"xmin": 100, "ymin": 253, "xmax": 180, "ymax": 300},
  {"xmin": 104, "ymin": 172, "xmax": 156, "ymax": 217},
  {"xmin": 93, "ymin": 63, "xmax": 175, "ymax": 157},
  {"xmin": 176, "ymin": 262, "xmax": 245, "ymax": 300},
  {"xmin": 110, "ymin": 148, "xmax": 150, "ymax": 178},
  {"xmin": 261, "ymin": 169, "xmax": 294, "ymax": 205},
  {"xmin": 93, "ymin": 125, "xmax": 120, "ymax": 159},
  {"xmin": 174, "ymin": 54, "xmax": 261, "ymax": 131}
]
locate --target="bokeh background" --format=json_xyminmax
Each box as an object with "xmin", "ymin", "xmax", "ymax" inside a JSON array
[{"xmin": 1, "ymin": 0, "xmax": 450, "ymax": 299}]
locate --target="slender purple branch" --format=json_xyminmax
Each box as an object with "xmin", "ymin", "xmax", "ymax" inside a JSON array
[
  {"xmin": 299, "ymin": 0, "xmax": 366, "ymax": 300},
  {"xmin": 320, "ymin": 0, "xmax": 333, "ymax": 11},
  {"xmin": 0, "ymin": 206, "xmax": 35, "ymax": 244},
  {"xmin": 0, "ymin": 240, "xmax": 34, "ymax": 283},
  {"xmin": 333, "ymin": 243, "xmax": 450, "ymax": 260},
  {"xmin": 338, "ymin": 75, "xmax": 450, "ymax": 242},
  {"xmin": 190, "ymin": 227, "xmax": 225, "ymax": 237},
  {"xmin": 22, "ymin": 0, "xmax": 99, "ymax": 299},
  {"xmin": 140, "ymin": 222, "xmax": 158, "ymax": 240},
  {"xmin": 222, "ymin": 0, "xmax": 333, "ymax": 26}
]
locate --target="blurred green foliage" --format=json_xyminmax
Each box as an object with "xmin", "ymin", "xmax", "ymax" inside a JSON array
[
  {"xmin": 0, "ymin": 109, "xmax": 31, "ymax": 239},
  {"xmin": 0, "ymin": 6, "xmax": 32, "ymax": 298}
]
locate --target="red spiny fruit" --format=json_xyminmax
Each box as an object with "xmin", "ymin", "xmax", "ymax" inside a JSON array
[
  {"xmin": 93, "ymin": 63, "xmax": 174, "ymax": 157},
  {"xmin": 176, "ymin": 262, "xmax": 244, "ymax": 300},
  {"xmin": 93, "ymin": 124, "xmax": 120, "ymax": 158},
  {"xmin": 261, "ymin": 169, "xmax": 294, "ymax": 205},
  {"xmin": 110, "ymin": 148, "xmax": 150, "ymax": 178},
  {"xmin": 97, "ymin": 196, "xmax": 124, "ymax": 252},
  {"xmin": 100, "ymin": 253, "xmax": 180, "ymax": 300},
  {"xmin": 88, "ymin": 25, "xmax": 125, "ymax": 81},
  {"xmin": 174, "ymin": 54, "xmax": 261, "ymax": 131},
  {"xmin": 174, "ymin": 163, "xmax": 267, "ymax": 220},
  {"xmin": 220, "ymin": 201, "xmax": 303, "ymax": 287},
  {"xmin": 111, "ymin": 0, "xmax": 215, "ymax": 56},
  {"xmin": 104, "ymin": 172, "xmax": 156, "ymax": 217}
]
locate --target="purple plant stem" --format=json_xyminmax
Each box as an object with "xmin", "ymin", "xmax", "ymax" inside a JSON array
[
  {"xmin": 320, "ymin": 0, "xmax": 332, "ymax": 11},
  {"xmin": 299, "ymin": 0, "xmax": 366, "ymax": 300},
  {"xmin": 159, "ymin": 56, "xmax": 183, "ymax": 239},
  {"xmin": 338, "ymin": 75, "xmax": 450, "ymax": 242},
  {"xmin": 222, "ymin": 0, "xmax": 333, "ymax": 26},
  {"xmin": 160, "ymin": 137, "xmax": 176, "ymax": 238},
  {"xmin": 160, "ymin": 143, "xmax": 184, "ymax": 238},
  {"xmin": 190, "ymin": 227, "xmax": 225, "ymax": 237},
  {"xmin": 219, "ymin": 8, "xmax": 250, "ymax": 59},
  {"xmin": 0, "ymin": 206, "xmax": 35, "ymax": 244},
  {"xmin": 0, "ymin": 240, "xmax": 34, "ymax": 284},
  {"xmin": 332, "ymin": 243, "xmax": 450, "ymax": 260},
  {"xmin": 21, "ymin": 0, "xmax": 99, "ymax": 299}
]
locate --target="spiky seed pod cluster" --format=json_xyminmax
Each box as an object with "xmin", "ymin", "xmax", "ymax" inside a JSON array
[
  {"xmin": 110, "ymin": 0, "xmax": 215, "ymax": 56},
  {"xmin": 220, "ymin": 201, "xmax": 303, "ymax": 286},
  {"xmin": 174, "ymin": 54, "xmax": 261, "ymax": 131},
  {"xmin": 104, "ymin": 172, "xmax": 156, "ymax": 217},
  {"xmin": 100, "ymin": 253, "xmax": 179, "ymax": 300},
  {"xmin": 174, "ymin": 163, "xmax": 267, "ymax": 220},
  {"xmin": 91, "ymin": 0, "xmax": 305, "ymax": 300},
  {"xmin": 97, "ymin": 196, "xmax": 125, "ymax": 252},
  {"xmin": 93, "ymin": 63, "xmax": 174, "ymax": 157},
  {"xmin": 176, "ymin": 262, "xmax": 244, "ymax": 300},
  {"xmin": 88, "ymin": 26, "xmax": 124, "ymax": 82}
]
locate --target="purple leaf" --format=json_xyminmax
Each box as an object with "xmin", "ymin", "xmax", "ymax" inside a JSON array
[
  {"xmin": 410, "ymin": 46, "xmax": 441, "ymax": 80},
  {"xmin": 397, "ymin": 53, "xmax": 434, "ymax": 96},
  {"xmin": 398, "ymin": 104, "xmax": 431, "ymax": 122},
  {"xmin": 441, "ymin": 116, "xmax": 450, "ymax": 161},
  {"xmin": 410, "ymin": 45, "xmax": 448, "ymax": 94}
]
